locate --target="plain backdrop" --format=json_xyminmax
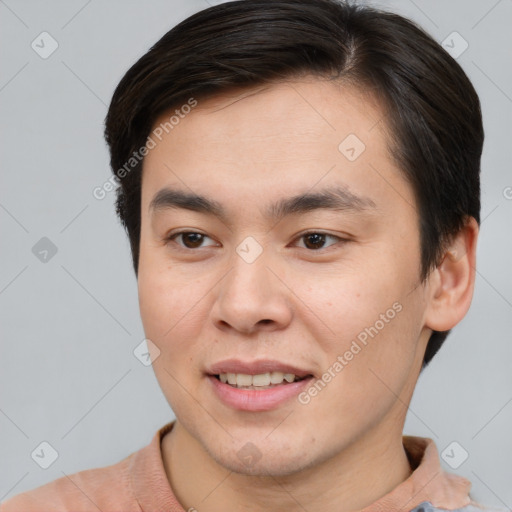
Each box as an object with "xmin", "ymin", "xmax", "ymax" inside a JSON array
[{"xmin": 1, "ymin": 0, "xmax": 511, "ymax": 507}]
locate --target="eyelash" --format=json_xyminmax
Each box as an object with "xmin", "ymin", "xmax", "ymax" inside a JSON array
[{"xmin": 164, "ymin": 230, "xmax": 348, "ymax": 252}]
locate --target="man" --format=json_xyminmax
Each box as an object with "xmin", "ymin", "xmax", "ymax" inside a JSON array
[{"xmin": 2, "ymin": 1, "xmax": 506, "ymax": 511}]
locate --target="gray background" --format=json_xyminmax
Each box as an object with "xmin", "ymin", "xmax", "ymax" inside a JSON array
[{"xmin": 1, "ymin": 0, "xmax": 511, "ymax": 507}]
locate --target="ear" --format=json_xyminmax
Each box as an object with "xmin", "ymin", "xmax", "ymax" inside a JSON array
[{"xmin": 424, "ymin": 217, "xmax": 479, "ymax": 332}]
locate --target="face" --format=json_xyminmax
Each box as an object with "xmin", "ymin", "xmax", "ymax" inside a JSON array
[{"xmin": 138, "ymin": 78, "xmax": 432, "ymax": 476}]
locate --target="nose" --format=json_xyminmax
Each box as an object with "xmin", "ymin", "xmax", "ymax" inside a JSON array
[{"xmin": 211, "ymin": 249, "xmax": 293, "ymax": 335}]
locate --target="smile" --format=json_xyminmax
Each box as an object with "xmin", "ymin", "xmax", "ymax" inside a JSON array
[
  {"xmin": 208, "ymin": 373, "xmax": 314, "ymax": 412},
  {"xmin": 216, "ymin": 372, "xmax": 308, "ymax": 389}
]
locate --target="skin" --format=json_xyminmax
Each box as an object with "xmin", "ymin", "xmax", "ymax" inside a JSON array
[{"xmin": 137, "ymin": 77, "xmax": 478, "ymax": 512}]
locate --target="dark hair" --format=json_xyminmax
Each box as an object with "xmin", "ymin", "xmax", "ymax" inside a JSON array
[{"xmin": 104, "ymin": 0, "xmax": 483, "ymax": 368}]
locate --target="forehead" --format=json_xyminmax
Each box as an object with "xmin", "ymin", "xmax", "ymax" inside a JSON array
[
  {"xmin": 140, "ymin": 78, "xmax": 413, "ymax": 219},
  {"xmin": 148, "ymin": 78, "xmax": 385, "ymax": 153}
]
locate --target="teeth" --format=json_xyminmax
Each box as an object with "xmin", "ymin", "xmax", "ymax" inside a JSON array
[
  {"xmin": 236, "ymin": 374, "xmax": 253, "ymax": 386},
  {"xmin": 270, "ymin": 371, "xmax": 284, "ymax": 384},
  {"xmin": 217, "ymin": 372, "xmax": 304, "ymax": 388},
  {"xmin": 252, "ymin": 372, "xmax": 271, "ymax": 386}
]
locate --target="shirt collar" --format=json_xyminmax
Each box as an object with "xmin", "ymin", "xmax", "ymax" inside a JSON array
[
  {"xmin": 359, "ymin": 435, "xmax": 471, "ymax": 512},
  {"xmin": 130, "ymin": 422, "xmax": 472, "ymax": 512}
]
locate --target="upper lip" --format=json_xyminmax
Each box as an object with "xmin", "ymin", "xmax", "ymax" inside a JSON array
[{"xmin": 207, "ymin": 359, "xmax": 313, "ymax": 378}]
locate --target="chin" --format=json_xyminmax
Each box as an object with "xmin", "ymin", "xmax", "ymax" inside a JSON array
[{"xmin": 203, "ymin": 437, "xmax": 323, "ymax": 478}]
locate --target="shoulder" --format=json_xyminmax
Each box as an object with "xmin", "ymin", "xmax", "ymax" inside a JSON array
[
  {"xmin": 0, "ymin": 453, "xmax": 138, "ymax": 512},
  {"xmin": 1, "ymin": 422, "xmax": 175, "ymax": 512}
]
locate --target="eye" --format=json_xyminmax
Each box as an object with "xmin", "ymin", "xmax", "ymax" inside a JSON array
[
  {"xmin": 165, "ymin": 230, "xmax": 346, "ymax": 252},
  {"xmin": 293, "ymin": 231, "xmax": 344, "ymax": 250},
  {"xmin": 166, "ymin": 231, "xmax": 218, "ymax": 250}
]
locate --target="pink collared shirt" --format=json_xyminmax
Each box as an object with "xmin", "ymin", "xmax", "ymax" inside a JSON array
[{"xmin": 0, "ymin": 421, "xmax": 501, "ymax": 512}]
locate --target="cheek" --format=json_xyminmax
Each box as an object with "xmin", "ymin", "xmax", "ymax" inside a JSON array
[
  {"xmin": 137, "ymin": 265, "xmax": 223, "ymax": 391},
  {"xmin": 306, "ymin": 256, "xmax": 422, "ymax": 370},
  {"xmin": 137, "ymin": 259, "xmax": 204, "ymax": 348},
  {"xmin": 137, "ymin": 267, "xmax": 217, "ymax": 418},
  {"xmin": 339, "ymin": 289, "xmax": 424, "ymax": 403},
  {"xmin": 302, "ymin": 268, "xmax": 396, "ymax": 338}
]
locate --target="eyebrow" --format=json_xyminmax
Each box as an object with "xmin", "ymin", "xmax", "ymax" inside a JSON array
[{"xmin": 149, "ymin": 185, "xmax": 377, "ymax": 223}]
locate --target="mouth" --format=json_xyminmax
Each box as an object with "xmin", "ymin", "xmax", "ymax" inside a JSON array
[
  {"xmin": 211, "ymin": 372, "xmax": 311, "ymax": 390},
  {"xmin": 205, "ymin": 359, "xmax": 315, "ymax": 411}
]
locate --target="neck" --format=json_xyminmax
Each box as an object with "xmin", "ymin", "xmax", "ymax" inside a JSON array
[{"xmin": 162, "ymin": 419, "xmax": 413, "ymax": 512}]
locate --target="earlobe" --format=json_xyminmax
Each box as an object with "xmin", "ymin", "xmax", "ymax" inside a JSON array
[{"xmin": 424, "ymin": 217, "xmax": 479, "ymax": 332}]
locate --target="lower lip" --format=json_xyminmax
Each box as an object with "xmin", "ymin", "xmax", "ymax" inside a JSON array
[{"xmin": 207, "ymin": 375, "xmax": 314, "ymax": 412}]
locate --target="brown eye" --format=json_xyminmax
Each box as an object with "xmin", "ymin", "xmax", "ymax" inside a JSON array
[
  {"xmin": 180, "ymin": 232, "xmax": 204, "ymax": 248},
  {"xmin": 167, "ymin": 231, "xmax": 216, "ymax": 250},
  {"xmin": 296, "ymin": 232, "xmax": 341, "ymax": 250},
  {"xmin": 303, "ymin": 233, "xmax": 327, "ymax": 250}
]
